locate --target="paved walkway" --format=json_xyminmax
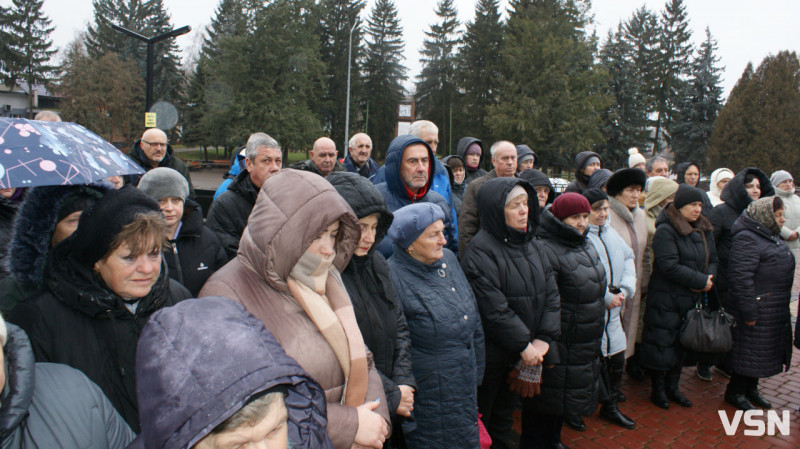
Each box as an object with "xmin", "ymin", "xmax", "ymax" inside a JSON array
[{"xmin": 511, "ymin": 346, "xmax": 800, "ymax": 447}]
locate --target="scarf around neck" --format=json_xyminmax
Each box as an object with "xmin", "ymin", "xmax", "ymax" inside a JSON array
[{"xmin": 287, "ymin": 250, "xmax": 368, "ymax": 407}]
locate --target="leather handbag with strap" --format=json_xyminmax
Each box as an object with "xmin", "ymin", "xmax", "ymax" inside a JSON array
[{"xmin": 679, "ymin": 292, "xmax": 736, "ymax": 353}]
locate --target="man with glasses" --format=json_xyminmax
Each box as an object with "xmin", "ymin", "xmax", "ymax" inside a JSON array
[{"xmin": 126, "ymin": 128, "xmax": 196, "ymax": 198}]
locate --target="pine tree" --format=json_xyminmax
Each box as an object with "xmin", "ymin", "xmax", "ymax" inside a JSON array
[
  {"xmin": 598, "ymin": 25, "xmax": 650, "ymax": 167},
  {"xmin": 361, "ymin": 0, "xmax": 407, "ymax": 159},
  {"xmin": 319, "ymin": 0, "xmax": 366, "ymax": 151},
  {"xmin": 670, "ymin": 27, "xmax": 723, "ymax": 167},
  {"xmin": 653, "ymin": 0, "xmax": 693, "ymax": 152},
  {"xmin": 415, "ymin": 0, "xmax": 461, "ymax": 155},
  {"xmin": 5, "ymin": 0, "xmax": 57, "ymax": 117},
  {"xmin": 86, "ymin": 0, "xmax": 185, "ymax": 107},
  {"xmin": 488, "ymin": 0, "xmax": 610, "ymax": 171},
  {"xmin": 0, "ymin": 5, "xmax": 21, "ymax": 82},
  {"xmin": 456, "ymin": 0, "xmax": 503, "ymax": 149},
  {"xmin": 709, "ymin": 51, "xmax": 800, "ymax": 175},
  {"xmin": 622, "ymin": 6, "xmax": 659, "ymax": 150}
]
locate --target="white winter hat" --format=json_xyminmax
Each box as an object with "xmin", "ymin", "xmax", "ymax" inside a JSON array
[{"xmin": 628, "ymin": 148, "xmax": 646, "ymax": 168}]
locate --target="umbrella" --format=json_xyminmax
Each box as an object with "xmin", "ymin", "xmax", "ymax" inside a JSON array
[{"xmin": 0, "ymin": 118, "xmax": 145, "ymax": 189}]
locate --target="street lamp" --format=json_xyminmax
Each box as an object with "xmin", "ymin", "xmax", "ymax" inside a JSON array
[
  {"xmin": 344, "ymin": 18, "xmax": 359, "ymax": 159},
  {"xmin": 111, "ymin": 24, "xmax": 191, "ymax": 114}
]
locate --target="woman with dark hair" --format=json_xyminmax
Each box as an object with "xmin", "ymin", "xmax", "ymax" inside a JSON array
[
  {"xmin": 387, "ymin": 203, "xmax": 484, "ymax": 449},
  {"xmin": 327, "ymin": 171, "xmax": 416, "ymax": 448},
  {"xmin": 462, "ymin": 177, "xmax": 560, "ymax": 448},
  {"xmin": 530, "ymin": 192, "xmax": 606, "ymax": 446},
  {"xmin": 640, "ymin": 184, "xmax": 717, "ymax": 409},
  {"xmin": 9, "ymin": 186, "xmax": 192, "ymax": 432},
  {"xmin": 706, "ymin": 168, "xmax": 773, "ymax": 379},
  {"xmin": 724, "ymin": 196, "xmax": 795, "ymax": 410}
]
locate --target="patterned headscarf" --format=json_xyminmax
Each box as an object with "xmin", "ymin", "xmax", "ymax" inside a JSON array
[{"xmin": 745, "ymin": 196, "xmax": 781, "ymax": 235}]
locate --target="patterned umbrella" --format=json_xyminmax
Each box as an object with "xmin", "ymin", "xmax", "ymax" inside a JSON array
[{"xmin": 0, "ymin": 118, "xmax": 144, "ymax": 188}]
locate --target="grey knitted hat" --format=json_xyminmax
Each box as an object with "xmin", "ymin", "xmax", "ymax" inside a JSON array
[{"xmin": 137, "ymin": 167, "xmax": 189, "ymax": 200}]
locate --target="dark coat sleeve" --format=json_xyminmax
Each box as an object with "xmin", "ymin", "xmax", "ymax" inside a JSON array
[
  {"xmin": 457, "ymin": 181, "xmax": 480, "ymax": 255},
  {"xmin": 539, "ymin": 254, "xmax": 562, "ymax": 366},
  {"xmin": 8, "ymin": 298, "xmax": 54, "ymax": 363},
  {"xmin": 652, "ymin": 226, "xmax": 708, "ymax": 291},
  {"xmin": 464, "ymin": 248, "xmax": 531, "ymax": 355},
  {"xmin": 206, "ymin": 195, "xmax": 243, "ymax": 260},
  {"xmin": 728, "ymin": 230, "xmax": 761, "ymax": 322}
]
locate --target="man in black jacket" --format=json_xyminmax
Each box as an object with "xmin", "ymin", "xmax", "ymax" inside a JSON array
[
  {"xmin": 290, "ymin": 137, "xmax": 346, "ymax": 177},
  {"xmin": 206, "ymin": 132, "xmax": 282, "ymax": 260},
  {"xmin": 126, "ymin": 128, "xmax": 195, "ymax": 199}
]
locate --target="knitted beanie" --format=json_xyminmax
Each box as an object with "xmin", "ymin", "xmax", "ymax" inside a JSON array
[
  {"xmin": 770, "ymin": 170, "xmax": 793, "ymax": 189},
  {"xmin": 628, "ymin": 147, "xmax": 646, "ymax": 168},
  {"xmin": 138, "ymin": 167, "xmax": 190, "ymax": 200},
  {"xmin": 583, "ymin": 188, "xmax": 609, "ymax": 207},
  {"xmin": 550, "ymin": 192, "xmax": 591, "ymax": 220},
  {"xmin": 673, "ymin": 184, "xmax": 705, "ymax": 210},
  {"xmin": 505, "ymin": 185, "xmax": 528, "ymax": 206}
]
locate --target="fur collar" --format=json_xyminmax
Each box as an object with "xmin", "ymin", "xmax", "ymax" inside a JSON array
[
  {"xmin": 664, "ymin": 203, "xmax": 713, "ymax": 236},
  {"xmin": 609, "ymin": 198, "xmax": 634, "ymax": 223}
]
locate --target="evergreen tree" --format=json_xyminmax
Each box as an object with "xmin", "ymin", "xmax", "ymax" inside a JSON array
[
  {"xmin": 0, "ymin": 5, "xmax": 21, "ymax": 82},
  {"xmin": 456, "ymin": 0, "xmax": 503, "ymax": 150},
  {"xmin": 415, "ymin": 0, "xmax": 461, "ymax": 156},
  {"xmin": 622, "ymin": 5, "xmax": 659, "ymax": 149},
  {"xmin": 86, "ymin": 0, "xmax": 184, "ymax": 106},
  {"xmin": 361, "ymin": 0, "xmax": 407, "ymax": 159},
  {"xmin": 709, "ymin": 51, "xmax": 800, "ymax": 175},
  {"xmin": 653, "ymin": 0, "xmax": 693, "ymax": 152},
  {"xmin": 598, "ymin": 25, "xmax": 650, "ymax": 167},
  {"xmin": 670, "ymin": 27, "xmax": 723, "ymax": 167},
  {"xmin": 488, "ymin": 0, "xmax": 610, "ymax": 171},
  {"xmin": 5, "ymin": 0, "xmax": 57, "ymax": 117},
  {"xmin": 59, "ymin": 36, "xmax": 144, "ymax": 143},
  {"xmin": 182, "ymin": 0, "xmax": 249, "ymax": 148},
  {"xmin": 319, "ymin": 0, "xmax": 366, "ymax": 151}
]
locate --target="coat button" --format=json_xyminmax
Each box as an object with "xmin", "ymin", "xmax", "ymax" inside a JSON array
[
  {"xmin": 464, "ymin": 315, "xmax": 469, "ymax": 320},
  {"xmin": 442, "ymin": 263, "xmax": 447, "ymax": 269},
  {"xmin": 452, "ymin": 287, "xmax": 456, "ymax": 292}
]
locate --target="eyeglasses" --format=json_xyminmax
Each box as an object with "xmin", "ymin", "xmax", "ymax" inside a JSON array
[{"xmin": 143, "ymin": 140, "xmax": 167, "ymax": 148}]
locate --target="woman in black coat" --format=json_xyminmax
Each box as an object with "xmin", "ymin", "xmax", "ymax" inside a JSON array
[
  {"xmin": 724, "ymin": 196, "xmax": 795, "ymax": 410},
  {"xmin": 640, "ymin": 185, "xmax": 717, "ymax": 409},
  {"xmin": 8, "ymin": 187, "xmax": 191, "ymax": 432},
  {"xmin": 530, "ymin": 192, "xmax": 605, "ymax": 448},
  {"xmin": 461, "ymin": 178, "xmax": 560, "ymax": 449},
  {"xmin": 327, "ymin": 172, "xmax": 416, "ymax": 448}
]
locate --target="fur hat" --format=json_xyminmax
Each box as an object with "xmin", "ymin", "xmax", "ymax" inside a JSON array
[
  {"xmin": 628, "ymin": 147, "xmax": 646, "ymax": 168},
  {"xmin": 138, "ymin": 167, "xmax": 190, "ymax": 200},
  {"xmin": 387, "ymin": 203, "xmax": 445, "ymax": 250},
  {"xmin": 606, "ymin": 168, "xmax": 647, "ymax": 197},
  {"xmin": 673, "ymin": 184, "xmax": 705, "ymax": 210},
  {"xmin": 550, "ymin": 192, "xmax": 591, "ymax": 220}
]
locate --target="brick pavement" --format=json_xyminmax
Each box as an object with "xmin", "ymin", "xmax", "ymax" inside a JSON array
[{"xmin": 512, "ymin": 346, "xmax": 800, "ymax": 448}]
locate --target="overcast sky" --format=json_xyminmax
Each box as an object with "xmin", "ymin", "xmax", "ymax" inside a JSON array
[{"xmin": 13, "ymin": 0, "xmax": 800, "ymax": 98}]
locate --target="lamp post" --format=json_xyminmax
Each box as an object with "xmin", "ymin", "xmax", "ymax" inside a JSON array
[
  {"xmin": 111, "ymin": 24, "xmax": 191, "ymax": 114},
  {"xmin": 344, "ymin": 19, "xmax": 359, "ymax": 159}
]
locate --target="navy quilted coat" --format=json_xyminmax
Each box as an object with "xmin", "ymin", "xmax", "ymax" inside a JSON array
[
  {"xmin": 387, "ymin": 247, "xmax": 484, "ymax": 449},
  {"xmin": 531, "ymin": 209, "xmax": 606, "ymax": 417},
  {"xmin": 728, "ymin": 215, "xmax": 795, "ymax": 377}
]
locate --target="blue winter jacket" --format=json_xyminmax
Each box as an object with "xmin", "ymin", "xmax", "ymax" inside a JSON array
[
  {"xmin": 388, "ymin": 247, "xmax": 484, "ymax": 449},
  {"xmin": 131, "ymin": 296, "xmax": 333, "ymax": 449},
  {"xmin": 343, "ymin": 154, "xmax": 381, "ymax": 180},
  {"xmin": 374, "ymin": 135, "xmax": 458, "ymax": 257},
  {"xmin": 586, "ymin": 222, "xmax": 636, "ymax": 357}
]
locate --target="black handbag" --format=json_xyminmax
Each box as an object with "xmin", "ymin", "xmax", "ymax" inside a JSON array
[{"xmin": 679, "ymin": 296, "xmax": 736, "ymax": 353}]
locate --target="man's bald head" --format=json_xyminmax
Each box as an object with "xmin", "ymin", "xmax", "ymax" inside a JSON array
[
  {"xmin": 140, "ymin": 128, "xmax": 169, "ymax": 167},
  {"xmin": 34, "ymin": 111, "xmax": 61, "ymax": 122},
  {"xmin": 310, "ymin": 137, "xmax": 337, "ymax": 177}
]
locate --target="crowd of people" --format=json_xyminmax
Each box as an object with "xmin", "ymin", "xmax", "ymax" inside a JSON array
[{"xmin": 1, "ymin": 114, "xmax": 800, "ymax": 449}]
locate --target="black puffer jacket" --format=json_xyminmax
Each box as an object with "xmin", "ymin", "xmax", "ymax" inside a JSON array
[
  {"xmin": 327, "ymin": 172, "xmax": 416, "ymax": 419},
  {"xmin": 206, "ymin": 170, "xmax": 260, "ymax": 260},
  {"xmin": 125, "ymin": 141, "xmax": 196, "ymax": 199},
  {"xmin": 728, "ymin": 214, "xmax": 794, "ymax": 378},
  {"xmin": 164, "ymin": 199, "xmax": 227, "ymax": 295},
  {"xmin": 8, "ymin": 239, "xmax": 192, "ymax": 432},
  {"xmin": 640, "ymin": 204, "xmax": 718, "ymax": 371},
  {"xmin": 456, "ymin": 137, "xmax": 487, "ymax": 184},
  {"xmin": 708, "ymin": 168, "xmax": 773, "ymax": 304},
  {"xmin": 462, "ymin": 178, "xmax": 560, "ymax": 367},
  {"xmin": 530, "ymin": 209, "xmax": 606, "ymax": 416}
]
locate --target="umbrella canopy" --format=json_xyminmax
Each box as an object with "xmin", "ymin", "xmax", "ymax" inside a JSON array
[{"xmin": 0, "ymin": 118, "xmax": 145, "ymax": 189}]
